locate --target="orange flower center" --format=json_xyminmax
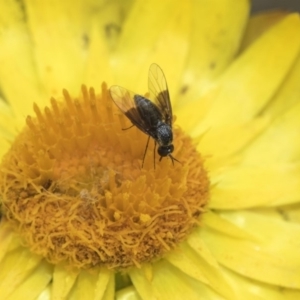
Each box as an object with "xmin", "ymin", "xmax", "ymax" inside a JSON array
[{"xmin": 0, "ymin": 84, "xmax": 209, "ymax": 269}]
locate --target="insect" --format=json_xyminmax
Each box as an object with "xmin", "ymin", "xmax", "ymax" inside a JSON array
[{"xmin": 109, "ymin": 63, "xmax": 180, "ymax": 168}]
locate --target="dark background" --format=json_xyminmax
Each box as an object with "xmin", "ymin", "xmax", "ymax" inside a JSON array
[{"xmin": 252, "ymin": 0, "xmax": 300, "ymax": 13}]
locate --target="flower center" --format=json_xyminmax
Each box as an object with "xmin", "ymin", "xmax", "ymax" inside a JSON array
[{"xmin": 0, "ymin": 84, "xmax": 209, "ymax": 269}]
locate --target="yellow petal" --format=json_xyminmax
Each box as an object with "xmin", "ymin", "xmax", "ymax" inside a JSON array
[
  {"xmin": 175, "ymin": 87, "xmax": 218, "ymax": 135},
  {"xmin": 24, "ymin": 1, "xmax": 92, "ymax": 96},
  {"xmin": 130, "ymin": 260, "xmax": 226, "ymax": 300},
  {"xmin": 5, "ymin": 261, "xmax": 52, "ymax": 300},
  {"xmin": 267, "ymin": 52, "xmax": 300, "ymax": 118},
  {"xmin": 0, "ymin": 97, "xmax": 29, "ymax": 135},
  {"xmin": 71, "ymin": 269, "xmax": 101, "ymax": 299},
  {"xmin": 242, "ymin": 101, "xmax": 300, "ymax": 164},
  {"xmin": 111, "ymin": 0, "xmax": 189, "ymax": 94},
  {"xmin": 193, "ymin": 13, "xmax": 300, "ymax": 134},
  {"xmin": 197, "ymin": 116, "xmax": 270, "ymax": 171},
  {"xmin": 0, "ymin": 246, "xmax": 43, "ymax": 299},
  {"xmin": 210, "ymin": 163, "xmax": 300, "ymax": 209},
  {"xmin": 202, "ymin": 211, "xmax": 258, "ymax": 240},
  {"xmin": 0, "ymin": 223, "xmax": 13, "ymax": 263},
  {"xmin": 36, "ymin": 285, "xmax": 51, "ymax": 300},
  {"xmin": 142, "ymin": 1, "xmax": 191, "ymax": 104},
  {"xmin": 224, "ymin": 267, "xmax": 300, "ymax": 300},
  {"xmin": 51, "ymin": 264, "xmax": 79, "ymax": 300},
  {"xmin": 279, "ymin": 203, "xmax": 300, "ymax": 224},
  {"xmin": 202, "ymin": 211, "xmax": 300, "ymax": 288},
  {"xmin": 178, "ymin": 0, "xmax": 250, "ymax": 105},
  {"xmin": 115, "ymin": 286, "xmax": 142, "ymax": 300},
  {"xmin": 166, "ymin": 241, "xmax": 236, "ymax": 299},
  {"xmin": 84, "ymin": 1, "xmax": 128, "ymax": 87},
  {"xmin": 128, "ymin": 264, "xmax": 154, "ymax": 299},
  {"xmin": 84, "ymin": 21, "xmax": 114, "ymax": 87},
  {"xmin": 240, "ymin": 10, "xmax": 287, "ymax": 51},
  {"xmin": 0, "ymin": 0, "xmax": 45, "ymax": 116},
  {"xmin": 0, "ymin": 102, "xmax": 14, "ymax": 135},
  {"xmin": 53, "ymin": 266, "xmax": 112, "ymax": 300},
  {"xmin": 187, "ymin": 229, "xmax": 220, "ymax": 268},
  {"xmin": 95, "ymin": 269, "xmax": 114, "ymax": 300},
  {"xmin": 102, "ymin": 273, "xmax": 115, "ymax": 300},
  {"xmin": 280, "ymin": 289, "xmax": 300, "ymax": 300},
  {"xmin": 165, "ymin": 242, "xmax": 210, "ymax": 284},
  {"xmin": 0, "ymin": 226, "xmax": 22, "ymax": 254}
]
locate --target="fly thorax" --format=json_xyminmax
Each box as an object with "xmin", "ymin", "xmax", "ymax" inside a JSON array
[{"xmin": 156, "ymin": 122, "xmax": 173, "ymax": 146}]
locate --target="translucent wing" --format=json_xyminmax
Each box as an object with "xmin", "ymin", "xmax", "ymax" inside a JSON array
[
  {"xmin": 109, "ymin": 85, "xmax": 153, "ymax": 136},
  {"xmin": 148, "ymin": 63, "xmax": 172, "ymax": 126}
]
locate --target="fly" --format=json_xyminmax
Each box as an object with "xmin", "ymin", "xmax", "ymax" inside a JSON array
[{"xmin": 109, "ymin": 63, "xmax": 180, "ymax": 168}]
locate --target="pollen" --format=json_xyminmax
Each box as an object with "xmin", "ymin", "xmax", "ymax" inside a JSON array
[{"xmin": 0, "ymin": 84, "xmax": 209, "ymax": 269}]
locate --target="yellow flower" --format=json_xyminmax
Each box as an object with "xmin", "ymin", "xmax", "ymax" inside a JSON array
[{"xmin": 0, "ymin": 1, "xmax": 300, "ymax": 300}]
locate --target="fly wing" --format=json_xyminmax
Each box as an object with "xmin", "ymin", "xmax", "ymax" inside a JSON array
[
  {"xmin": 109, "ymin": 85, "xmax": 151, "ymax": 135},
  {"xmin": 148, "ymin": 63, "xmax": 173, "ymax": 126}
]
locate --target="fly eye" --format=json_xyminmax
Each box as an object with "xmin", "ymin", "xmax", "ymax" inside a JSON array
[{"xmin": 158, "ymin": 145, "xmax": 174, "ymax": 157}]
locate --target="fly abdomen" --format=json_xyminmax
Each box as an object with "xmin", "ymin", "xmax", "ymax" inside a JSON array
[{"xmin": 134, "ymin": 95, "xmax": 163, "ymax": 127}]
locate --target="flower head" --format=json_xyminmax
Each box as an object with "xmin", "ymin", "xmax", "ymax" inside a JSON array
[
  {"xmin": 0, "ymin": 1, "xmax": 300, "ymax": 300},
  {"xmin": 0, "ymin": 83, "xmax": 209, "ymax": 269}
]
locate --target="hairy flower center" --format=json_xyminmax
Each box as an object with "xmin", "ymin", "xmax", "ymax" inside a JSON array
[{"xmin": 0, "ymin": 84, "xmax": 209, "ymax": 269}]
